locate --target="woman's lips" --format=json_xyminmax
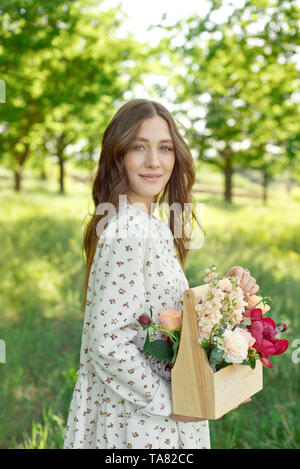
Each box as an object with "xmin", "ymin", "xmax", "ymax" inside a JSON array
[{"xmin": 140, "ymin": 175, "xmax": 162, "ymax": 182}]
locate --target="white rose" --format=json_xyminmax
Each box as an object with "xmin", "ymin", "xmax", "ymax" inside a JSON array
[{"xmin": 219, "ymin": 328, "xmax": 249, "ymax": 364}]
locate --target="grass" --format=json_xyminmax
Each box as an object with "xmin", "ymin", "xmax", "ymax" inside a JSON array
[
  {"xmin": 0, "ymin": 163, "xmax": 299, "ymax": 449},
  {"xmin": 186, "ymin": 194, "xmax": 300, "ymax": 449}
]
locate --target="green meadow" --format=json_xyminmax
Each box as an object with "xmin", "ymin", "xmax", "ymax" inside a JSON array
[{"xmin": 0, "ymin": 165, "xmax": 299, "ymax": 449}]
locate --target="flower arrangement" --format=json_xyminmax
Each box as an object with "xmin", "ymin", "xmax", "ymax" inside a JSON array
[
  {"xmin": 197, "ymin": 265, "xmax": 289, "ymax": 371},
  {"xmin": 137, "ymin": 308, "xmax": 182, "ymax": 367},
  {"xmin": 138, "ymin": 264, "xmax": 289, "ymax": 374}
]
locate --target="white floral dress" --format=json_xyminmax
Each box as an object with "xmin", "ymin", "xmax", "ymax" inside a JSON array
[{"xmin": 63, "ymin": 201, "xmax": 210, "ymax": 449}]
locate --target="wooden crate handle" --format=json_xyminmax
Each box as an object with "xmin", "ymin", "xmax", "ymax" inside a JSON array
[{"xmin": 171, "ymin": 287, "xmax": 215, "ymax": 418}]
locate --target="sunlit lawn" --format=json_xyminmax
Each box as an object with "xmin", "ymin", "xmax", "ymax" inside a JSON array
[{"xmin": 0, "ymin": 165, "xmax": 299, "ymax": 448}]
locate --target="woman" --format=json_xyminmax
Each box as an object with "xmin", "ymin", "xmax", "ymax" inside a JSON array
[{"xmin": 63, "ymin": 99, "xmax": 259, "ymax": 449}]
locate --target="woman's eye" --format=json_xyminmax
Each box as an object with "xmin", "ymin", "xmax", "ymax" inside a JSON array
[{"xmin": 133, "ymin": 145, "xmax": 173, "ymax": 152}]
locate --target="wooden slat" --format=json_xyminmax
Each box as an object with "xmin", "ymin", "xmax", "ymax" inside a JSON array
[{"xmin": 171, "ymin": 288, "xmax": 214, "ymax": 418}]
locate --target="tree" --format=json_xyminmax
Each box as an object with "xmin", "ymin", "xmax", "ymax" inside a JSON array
[
  {"xmin": 0, "ymin": 0, "xmax": 80, "ymax": 191},
  {"xmin": 0, "ymin": 0, "xmax": 154, "ymax": 192},
  {"xmin": 156, "ymin": 0, "xmax": 300, "ymax": 202}
]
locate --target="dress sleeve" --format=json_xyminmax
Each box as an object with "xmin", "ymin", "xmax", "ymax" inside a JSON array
[
  {"xmin": 85, "ymin": 232, "xmax": 172, "ymax": 418},
  {"xmin": 148, "ymin": 344, "xmax": 172, "ymax": 382}
]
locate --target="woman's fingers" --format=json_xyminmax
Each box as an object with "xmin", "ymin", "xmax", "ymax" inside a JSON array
[
  {"xmin": 248, "ymin": 283, "xmax": 260, "ymax": 295},
  {"xmin": 239, "ymin": 271, "xmax": 259, "ymax": 296},
  {"xmin": 240, "ymin": 271, "xmax": 251, "ymax": 289},
  {"xmin": 225, "ymin": 266, "xmax": 259, "ymax": 296},
  {"xmin": 225, "ymin": 266, "xmax": 244, "ymax": 278},
  {"xmin": 241, "ymin": 397, "xmax": 251, "ymax": 404},
  {"xmin": 234, "ymin": 397, "xmax": 252, "ymax": 410},
  {"xmin": 243, "ymin": 277, "xmax": 260, "ymax": 296},
  {"xmin": 218, "ymin": 397, "xmax": 252, "ymax": 419},
  {"xmin": 242, "ymin": 275, "xmax": 255, "ymax": 292}
]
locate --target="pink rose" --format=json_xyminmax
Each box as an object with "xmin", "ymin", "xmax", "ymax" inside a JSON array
[
  {"xmin": 158, "ymin": 309, "xmax": 182, "ymax": 332},
  {"xmin": 235, "ymin": 327, "xmax": 256, "ymax": 350}
]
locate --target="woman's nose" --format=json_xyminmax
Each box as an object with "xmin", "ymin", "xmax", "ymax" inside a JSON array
[{"xmin": 145, "ymin": 147, "xmax": 160, "ymax": 166}]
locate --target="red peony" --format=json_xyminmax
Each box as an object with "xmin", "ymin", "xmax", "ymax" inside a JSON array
[{"xmin": 244, "ymin": 308, "xmax": 289, "ymax": 368}]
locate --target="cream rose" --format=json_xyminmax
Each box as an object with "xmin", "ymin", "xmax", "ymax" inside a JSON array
[
  {"xmin": 219, "ymin": 327, "xmax": 249, "ymax": 364},
  {"xmin": 245, "ymin": 294, "xmax": 270, "ymax": 315},
  {"xmin": 158, "ymin": 309, "xmax": 182, "ymax": 332}
]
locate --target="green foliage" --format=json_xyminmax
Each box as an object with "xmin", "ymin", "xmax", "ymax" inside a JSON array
[
  {"xmin": 186, "ymin": 188, "xmax": 300, "ymax": 448},
  {"xmin": 0, "ymin": 171, "xmax": 299, "ymax": 448},
  {"xmin": 209, "ymin": 347, "xmax": 225, "ymax": 372},
  {"xmin": 147, "ymin": 340, "xmax": 173, "ymax": 361},
  {"xmin": 0, "ymin": 0, "xmax": 153, "ymax": 192},
  {"xmin": 142, "ymin": 331, "xmax": 150, "ymax": 353},
  {"xmin": 138, "ymin": 309, "xmax": 180, "ymax": 363},
  {"xmin": 21, "ymin": 407, "xmax": 66, "ymax": 450},
  {"xmin": 158, "ymin": 0, "xmax": 300, "ymax": 200}
]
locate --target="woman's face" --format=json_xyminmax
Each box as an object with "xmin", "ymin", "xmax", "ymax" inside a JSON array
[{"xmin": 123, "ymin": 115, "xmax": 175, "ymax": 210}]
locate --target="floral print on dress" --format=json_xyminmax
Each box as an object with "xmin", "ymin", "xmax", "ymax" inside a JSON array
[{"xmin": 63, "ymin": 202, "xmax": 210, "ymax": 449}]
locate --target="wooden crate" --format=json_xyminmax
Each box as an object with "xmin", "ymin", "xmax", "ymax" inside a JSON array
[{"xmin": 171, "ymin": 284, "xmax": 263, "ymax": 420}]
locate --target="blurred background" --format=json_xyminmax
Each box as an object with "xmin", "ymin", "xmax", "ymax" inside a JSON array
[{"xmin": 0, "ymin": 0, "xmax": 299, "ymax": 449}]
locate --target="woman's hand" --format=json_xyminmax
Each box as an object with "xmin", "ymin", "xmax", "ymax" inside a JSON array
[{"xmin": 223, "ymin": 265, "xmax": 259, "ymax": 297}]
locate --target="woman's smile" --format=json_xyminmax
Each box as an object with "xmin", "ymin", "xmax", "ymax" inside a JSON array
[{"xmin": 139, "ymin": 174, "xmax": 162, "ymax": 182}]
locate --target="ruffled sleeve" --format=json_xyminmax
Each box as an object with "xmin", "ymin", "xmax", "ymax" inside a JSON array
[{"xmin": 85, "ymin": 228, "xmax": 172, "ymax": 418}]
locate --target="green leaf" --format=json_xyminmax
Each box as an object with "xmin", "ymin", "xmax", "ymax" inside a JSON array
[
  {"xmin": 216, "ymin": 360, "xmax": 231, "ymax": 371},
  {"xmin": 209, "ymin": 346, "xmax": 224, "ymax": 370},
  {"xmin": 242, "ymin": 317, "xmax": 251, "ymax": 327},
  {"xmin": 172, "ymin": 340, "xmax": 180, "ymax": 353},
  {"xmin": 241, "ymin": 357, "xmax": 257, "ymax": 369},
  {"xmin": 147, "ymin": 340, "xmax": 173, "ymax": 361},
  {"xmin": 241, "ymin": 359, "xmax": 251, "ymax": 366},
  {"xmin": 249, "ymin": 357, "xmax": 257, "ymax": 369},
  {"xmin": 201, "ymin": 338, "xmax": 210, "ymax": 350},
  {"xmin": 142, "ymin": 331, "xmax": 150, "ymax": 353},
  {"xmin": 217, "ymin": 323, "xmax": 227, "ymax": 335},
  {"xmin": 238, "ymin": 321, "xmax": 248, "ymax": 329},
  {"xmin": 170, "ymin": 340, "xmax": 180, "ymax": 366}
]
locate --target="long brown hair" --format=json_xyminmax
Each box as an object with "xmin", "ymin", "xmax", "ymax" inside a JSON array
[{"xmin": 81, "ymin": 98, "xmax": 205, "ymax": 310}]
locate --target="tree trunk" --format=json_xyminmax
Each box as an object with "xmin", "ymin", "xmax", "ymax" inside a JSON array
[
  {"xmin": 40, "ymin": 167, "xmax": 47, "ymax": 180},
  {"xmin": 13, "ymin": 144, "xmax": 30, "ymax": 192},
  {"xmin": 14, "ymin": 169, "xmax": 22, "ymax": 192},
  {"xmin": 224, "ymin": 151, "xmax": 233, "ymax": 203},
  {"xmin": 262, "ymin": 171, "xmax": 268, "ymax": 205},
  {"xmin": 58, "ymin": 154, "xmax": 65, "ymax": 194},
  {"xmin": 56, "ymin": 131, "xmax": 67, "ymax": 194}
]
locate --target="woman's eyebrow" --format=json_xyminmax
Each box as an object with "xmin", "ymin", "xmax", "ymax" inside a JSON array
[{"xmin": 133, "ymin": 137, "xmax": 173, "ymax": 143}]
